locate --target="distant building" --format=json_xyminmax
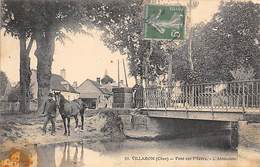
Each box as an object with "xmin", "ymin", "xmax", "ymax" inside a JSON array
[
  {"xmin": 102, "ymin": 81, "xmax": 123, "ymax": 92},
  {"xmin": 60, "ymin": 68, "xmax": 66, "ymax": 80},
  {"xmin": 31, "ymin": 70, "xmax": 79, "ymax": 101},
  {"xmin": 144, "ymin": 0, "xmax": 174, "ymax": 4},
  {"xmin": 77, "ymin": 78, "xmax": 113, "ymax": 109}
]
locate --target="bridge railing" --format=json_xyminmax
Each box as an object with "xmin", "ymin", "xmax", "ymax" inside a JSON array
[{"xmin": 143, "ymin": 80, "xmax": 260, "ymax": 110}]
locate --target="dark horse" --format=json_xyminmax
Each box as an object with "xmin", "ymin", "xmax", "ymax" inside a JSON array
[{"xmin": 54, "ymin": 92, "xmax": 85, "ymax": 136}]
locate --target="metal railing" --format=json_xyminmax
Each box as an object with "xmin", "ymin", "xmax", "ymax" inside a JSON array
[{"xmin": 142, "ymin": 80, "xmax": 260, "ymax": 111}]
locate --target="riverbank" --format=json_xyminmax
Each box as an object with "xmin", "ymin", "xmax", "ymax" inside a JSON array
[{"xmin": 0, "ymin": 109, "xmax": 125, "ymax": 153}]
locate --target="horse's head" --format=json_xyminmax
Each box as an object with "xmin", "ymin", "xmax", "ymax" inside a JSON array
[{"xmin": 54, "ymin": 91, "xmax": 61, "ymax": 109}]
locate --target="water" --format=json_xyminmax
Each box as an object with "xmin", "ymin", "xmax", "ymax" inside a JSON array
[
  {"xmin": 35, "ymin": 135, "xmax": 259, "ymax": 167},
  {"xmin": 1, "ymin": 131, "xmax": 260, "ymax": 167}
]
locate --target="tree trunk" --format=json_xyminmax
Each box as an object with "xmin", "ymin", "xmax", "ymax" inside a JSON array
[
  {"xmin": 167, "ymin": 54, "xmax": 173, "ymax": 87},
  {"xmin": 188, "ymin": 0, "xmax": 194, "ymax": 71},
  {"xmin": 134, "ymin": 75, "xmax": 138, "ymax": 85},
  {"xmin": 19, "ymin": 35, "xmax": 32, "ymax": 113},
  {"xmin": 35, "ymin": 30, "xmax": 55, "ymax": 108},
  {"xmin": 144, "ymin": 41, "xmax": 153, "ymax": 88}
]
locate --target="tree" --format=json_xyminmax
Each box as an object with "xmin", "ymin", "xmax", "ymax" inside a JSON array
[
  {"xmin": 209, "ymin": 1, "xmax": 260, "ymax": 79},
  {"xmin": 171, "ymin": 1, "xmax": 260, "ymax": 84},
  {"xmin": 2, "ymin": 0, "xmax": 133, "ymax": 107},
  {"xmin": 1, "ymin": 1, "xmax": 34, "ymax": 112},
  {"xmin": 0, "ymin": 71, "xmax": 9, "ymax": 97},
  {"xmin": 101, "ymin": 75, "xmax": 114, "ymax": 85}
]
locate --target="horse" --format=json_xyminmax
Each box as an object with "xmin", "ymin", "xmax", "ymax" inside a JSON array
[{"xmin": 54, "ymin": 92, "xmax": 85, "ymax": 136}]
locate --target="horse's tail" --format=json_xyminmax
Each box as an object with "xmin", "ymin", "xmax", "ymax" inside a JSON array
[{"xmin": 80, "ymin": 108, "xmax": 85, "ymax": 130}]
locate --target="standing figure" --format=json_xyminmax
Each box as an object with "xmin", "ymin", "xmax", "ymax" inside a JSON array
[
  {"xmin": 41, "ymin": 92, "xmax": 57, "ymax": 135},
  {"xmin": 133, "ymin": 84, "xmax": 144, "ymax": 108}
]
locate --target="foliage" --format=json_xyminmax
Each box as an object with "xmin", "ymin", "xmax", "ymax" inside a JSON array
[
  {"xmin": 171, "ymin": 1, "xmax": 260, "ymax": 84},
  {"xmin": 1, "ymin": 0, "xmax": 134, "ymax": 42},
  {"xmin": 230, "ymin": 66, "xmax": 256, "ymax": 81},
  {"xmin": 0, "ymin": 71, "xmax": 9, "ymax": 96},
  {"xmin": 101, "ymin": 75, "xmax": 114, "ymax": 85}
]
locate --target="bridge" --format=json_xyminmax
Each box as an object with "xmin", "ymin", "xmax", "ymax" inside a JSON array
[{"xmin": 136, "ymin": 80, "xmax": 260, "ymax": 122}]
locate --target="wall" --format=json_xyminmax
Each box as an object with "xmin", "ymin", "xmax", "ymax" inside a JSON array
[
  {"xmin": 78, "ymin": 80, "xmax": 114, "ymax": 108},
  {"xmin": 60, "ymin": 91, "xmax": 79, "ymax": 101},
  {"xmin": 96, "ymin": 95, "xmax": 113, "ymax": 108},
  {"xmin": 77, "ymin": 80, "xmax": 103, "ymax": 99}
]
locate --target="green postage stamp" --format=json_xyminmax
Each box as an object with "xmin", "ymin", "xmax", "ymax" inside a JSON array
[{"xmin": 144, "ymin": 4, "xmax": 186, "ymax": 40}]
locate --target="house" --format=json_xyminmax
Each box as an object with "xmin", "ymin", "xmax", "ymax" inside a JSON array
[
  {"xmin": 102, "ymin": 81, "xmax": 121, "ymax": 92},
  {"xmin": 77, "ymin": 79, "xmax": 113, "ymax": 109},
  {"xmin": 31, "ymin": 70, "xmax": 79, "ymax": 101}
]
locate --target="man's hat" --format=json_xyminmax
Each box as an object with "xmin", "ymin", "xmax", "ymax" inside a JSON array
[{"xmin": 48, "ymin": 92, "xmax": 53, "ymax": 97}]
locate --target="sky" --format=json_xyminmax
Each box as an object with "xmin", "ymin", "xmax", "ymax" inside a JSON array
[{"xmin": 0, "ymin": 0, "xmax": 258, "ymax": 87}]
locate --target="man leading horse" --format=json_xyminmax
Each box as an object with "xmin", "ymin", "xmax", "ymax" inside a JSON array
[{"xmin": 41, "ymin": 92, "xmax": 57, "ymax": 136}]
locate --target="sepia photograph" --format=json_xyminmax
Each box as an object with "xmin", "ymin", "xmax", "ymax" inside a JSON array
[{"xmin": 0, "ymin": 0, "xmax": 260, "ymax": 166}]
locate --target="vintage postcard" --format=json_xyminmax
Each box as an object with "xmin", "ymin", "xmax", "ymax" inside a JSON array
[{"xmin": 0, "ymin": 0, "xmax": 260, "ymax": 166}]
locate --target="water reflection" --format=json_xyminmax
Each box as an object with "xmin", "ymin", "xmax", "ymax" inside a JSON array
[
  {"xmin": 37, "ymin": 141, "xmax": 85, "ymax": 167},
  {"xmin": 58, "ymin": 142, "xmax": 85, "ymax": 167},
  {"xmin": 0, "ymin": 129, "xmax": 254, "ymax": 167},
  {"xmin": 37, "ymin": 144, "xmax": 56, "ymax": 167},
  {"xmin": 49, "ymin": 136, "xmax": 238, "ymax": 167}
]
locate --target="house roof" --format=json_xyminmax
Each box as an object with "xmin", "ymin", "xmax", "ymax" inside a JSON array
[
  {"xmin": 50, "ymin": 74, "xmax": 79, "ymax": 94},
  {"xmin": 78, "ymin": 79, "xmax": 112, "ymax": 95}
]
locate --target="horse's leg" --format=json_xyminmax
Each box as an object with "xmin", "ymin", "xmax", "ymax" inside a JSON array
[
  {"xmin": 80, "ymin": 112, "xmax": 84, "ymax": 130},
  {"xmin": 67, "ymin": 117, "xmax": 71, "ymax": 136},
  {"xmin": 74, "ymin": 115, "xmax": 78, "ymax": 129},
  {"xmin": 62, "ymin": 116, "xmax": 67, "ymax": 135}
]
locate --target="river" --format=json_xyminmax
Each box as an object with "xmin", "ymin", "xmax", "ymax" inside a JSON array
[
  {"xmin": 36, "ymin": 133, "xmax": 260, "ymax": 167},
  {"xmin": 1, "ymin": 124, "xmax": 260, "ymax": 167}
]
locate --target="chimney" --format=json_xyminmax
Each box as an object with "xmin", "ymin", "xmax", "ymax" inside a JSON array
[
  {"xmin": 72, "ymin": 81, "xmax": 78, "ymax": 89},
  {"xmin": 96, "ymin": 77, "xmax": 101, "ymax": 85},
  {"xmin": 120, "ymin": 80, "xmax": 124, "ymax": 86},
  {"xmin": 60, "ymin": 68, "xmax": 66, "ymax": 80}
]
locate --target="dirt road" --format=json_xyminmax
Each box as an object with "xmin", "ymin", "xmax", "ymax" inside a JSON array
[{"xmin": 0, "ymin": 109, "xmax": 125, "ymax": 153}]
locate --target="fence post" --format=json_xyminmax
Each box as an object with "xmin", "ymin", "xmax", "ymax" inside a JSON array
[
  {"xmin": 143, "ymin": 88, "xmax": 146, "ymax": 109},
  {"xmin": 242, "ymin": 82, "xmax": 245, "ymax": 109}
]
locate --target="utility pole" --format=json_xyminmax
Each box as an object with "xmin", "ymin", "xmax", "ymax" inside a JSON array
[
  {"xmin": 117, "ymin": 59, "xmax": 120, "ymax": 87},
  {"xmin": 122, "ymin": 59, "xmax": 128, "ymax": 87},
  {"xmin": 0, "ymin": 54, "xmax": 2, "ymax": 71}
]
